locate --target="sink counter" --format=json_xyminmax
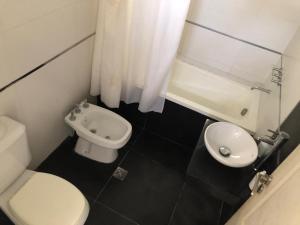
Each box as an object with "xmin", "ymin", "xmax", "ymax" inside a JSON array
[{"xmin": 186, "ymin": 119, "xmax": 256, "ymax": 205}]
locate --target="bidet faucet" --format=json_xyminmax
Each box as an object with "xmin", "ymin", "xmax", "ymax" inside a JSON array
[
  {"xmin": 69, "ymin": 111, "xmax": 76, "ymax": 121},
  {"xmin": 82, "ymin": 100, "xmax": 89, "ymax": 108},
  {"xmin": 251, "ymin": 86, "xmax": 271, "ymax": 94},
  {"xmin": 74, "ymin": 104, "xmax": 81, "ymax": 113}
]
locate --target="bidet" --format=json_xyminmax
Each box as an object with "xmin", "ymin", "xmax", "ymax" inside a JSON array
[{"xmin": 65, "ymin": 100, "xmax": 132, "ymax": 163}]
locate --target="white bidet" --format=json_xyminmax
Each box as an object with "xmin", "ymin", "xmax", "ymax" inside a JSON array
[{"xmin": 65, "ymin": 101, "xmax": 132, "ymax": 163}]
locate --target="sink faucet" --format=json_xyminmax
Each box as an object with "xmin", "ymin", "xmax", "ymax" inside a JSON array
[
  {"xmin": 256, "ymin": 129, "xmax": 289, "ymax": 146},
  {"xmin": 255, "ymin": 129, "xmax": 279, "ymax": 145},
  {"xmin": 251, "ymin": 86, "xmax": 271, "ymax": 94}
]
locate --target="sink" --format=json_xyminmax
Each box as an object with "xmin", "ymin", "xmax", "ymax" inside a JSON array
[{"xmin": 204, "ymin": 122, "xmax": 258, "ymax": 168}]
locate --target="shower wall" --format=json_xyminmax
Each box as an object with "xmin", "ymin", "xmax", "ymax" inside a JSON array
[
  {"xmin": 256, "ymin": 28, "xmax": 300, "ymax": 136},
  {"xmin": 179, "ymin": 0, "xmax": 300, "ymax": 85}
]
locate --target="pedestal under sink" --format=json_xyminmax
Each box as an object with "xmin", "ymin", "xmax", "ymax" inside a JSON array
[{"xmin": 204, "ymin": 122, "xmax": 258, "ymax": 168}]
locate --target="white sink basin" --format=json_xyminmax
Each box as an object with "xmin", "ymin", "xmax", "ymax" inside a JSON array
[{"xmin": 204, "ymin": 122, "xmax": 258, "ymax": 168}]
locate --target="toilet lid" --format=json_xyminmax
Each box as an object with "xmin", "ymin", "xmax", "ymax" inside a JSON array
[{"xmin": 9, "ymin": 173, "xmax": 89, "ymax": 225}]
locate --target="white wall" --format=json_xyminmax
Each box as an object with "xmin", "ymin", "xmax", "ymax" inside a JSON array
[
  {"xmin": 179, "ymin": 0, "xmax": 300, "ymax": 85},
  {"xmin": 0, "ymin": 0, "xmax": 98, "ymax": 168},
  {"xmin": 281, "ymin": 28, "xmax": 300, "ymax": 122},
  {"xmin": 256, "ymin": 28, "xmax": 300, "ymax": 136}
]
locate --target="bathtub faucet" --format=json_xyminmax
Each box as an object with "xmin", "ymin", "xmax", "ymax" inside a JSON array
[{"xmin": 251, "ymin": 86, "xmax": 272, "ymax": 94}]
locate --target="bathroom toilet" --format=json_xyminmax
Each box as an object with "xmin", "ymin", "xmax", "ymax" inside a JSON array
[
  {"xmin": 0, "ymin": 116, "xmax": 89, "ymax": 225},
  {"xmin": 65, "ymin": 101, "xmax": 132, "ymax": 163}
]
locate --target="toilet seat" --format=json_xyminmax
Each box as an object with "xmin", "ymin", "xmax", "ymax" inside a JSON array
[{"xmin": 9, "ymin": 172, "xmax": 89, "ymax": 225}]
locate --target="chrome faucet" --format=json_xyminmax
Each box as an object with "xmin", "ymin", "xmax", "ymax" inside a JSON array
[
  {"xmin": 74, "ymin": 104, "xmax": 81, "ymax": 114},
  {"xmin": 251, "ymin": 86, "xmax": 272, "ymax": 94},
  {"xmin": 256, "ymin": 129, "xmax": 280, "ymax": 145}
]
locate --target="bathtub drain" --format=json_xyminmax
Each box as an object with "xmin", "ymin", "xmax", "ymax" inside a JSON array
[{"xmin": 241, "ymin": 108, "xmax": 248, "ymax": 116}]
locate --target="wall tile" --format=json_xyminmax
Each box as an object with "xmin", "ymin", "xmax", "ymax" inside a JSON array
[
  {"xmin": 0, "ymin": 34, "xmax": 12, "ymax": 87},
  {"xmin": 0, "ymin": 85, "xmax": 19, "ymax": 119},
  {"xmin": 0, "ymin": 0, "xmax": 80, "ymax": 32},
  {"xmin": 182, "ymin": 0, "xmax": 299, "ymax": 85},
  {"xmin": 229, "ymin": 45, "xmax": 281, "ymax": 84},
  {"xmin": 255, "ymin": 75, "xmax": 280, "ymax": 136},
  {"xmin": 179, "ymin": 24, "xmax": 242, "ymax": 74},
  {"xmin": 255, "ymin": 29, "xmax": 300, "ymax": 136},
  {"xmin": 178, "ymin": 23, "xmax": 280, "ymax": 84},
  {"xmin": 281, "ymin": 29, "xmax": 300, "ymax": 122},
  {"xmin": 241, "ymin": 12, "xmax": 297, "ymax": 52},
  {"xmin": 187, "ymin": 0, "xmax": 261, "ymax": 38},
  {"xmin": 0, "ymin": 0, "xmax": 98, "ymax": 89},
  {"xmin": 0, "ymin": 37, "xmax": 94, "ymax": 169},
  {"xmin": 187, "ymin": 0, "xmax": 299, "ymax": 52}
]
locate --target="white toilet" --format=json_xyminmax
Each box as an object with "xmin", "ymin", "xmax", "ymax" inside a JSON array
[
  {"xmin": 65, "ymin": 101, "xmax": 132, "ymax": 163},
  {"xmin": 0, "ymin": 116, "xmax": 89, "ymax": 225}
]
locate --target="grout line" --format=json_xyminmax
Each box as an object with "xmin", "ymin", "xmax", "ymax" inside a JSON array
[
  {"xmin": 131, "ymin": 149, "xmax": 182, "ymax": 173},
  {"xmin": 186, "ymin": 20, "xmax": 282, "ymax": 55},
  {"xmin": 130, "ymin": 132, "xmax": 189, "ymax": 174},
  {"xmin": 217, "ymin": 201, "xmax": 225, "ymax": 225},
  {"xmin": 145, "ymin": 129, "xmax": 195, "ymax": 151},
  {"xmin": 141, "ymin": 114, "xmax": 149, "ymax": 131},
  {"xmin": 167, "ymin": 182, "xmax": 187, "ymax": 225},
  {"xmin": 95, "ymin": 201, "xmax": 141, "ymax": 225},
  {"xmin": 93, "ymin": 149, "xmax": 131, "ymax": 203},
  {"xmin": 0, "ymin": 32, "xmax": 96, "ymax": 93},
  {"xmin": 129, "ymin": 127, "xmax": 144, "ymax": 146}
]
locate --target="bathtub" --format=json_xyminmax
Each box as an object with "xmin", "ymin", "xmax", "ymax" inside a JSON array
[{"xmin": 167, "ymin": 60, "xmax": 260, "ymax": 132}]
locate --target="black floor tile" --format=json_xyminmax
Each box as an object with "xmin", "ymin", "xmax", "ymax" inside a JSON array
[
  {"xmin": 146, "ymin": 100, "xmax": 206, "ymax": 148},
  {"xmin": 37, "ymin": 137, "xmax": 128, "ymax": 199},
  {"xmin": 0, "ymin": 210, "xmax": 13, "ymax": 225},
  {"xmin": 117, "ymin": 102, "xmax": 149, "ymax": 129},
  {"xmin": 219, "ymin": 203, "xmax": 240, "ymax": 225},
  {"xmin": 169, "ymin": 183, "xmax": 223, "ymax": 225},
  {"xmin": 132, "ymin": 131, "xmax": 193, "ymax": 172},
  {"xmin": 97, "ymin": 151, "xmax": 184, "ymax": 225},
  {"xmin": 128, "ymin": 125, "xmax": 143, "ymax": 146},
  {"xmin": 85, "ymin": 202, "xmax": 139, "ymax": 225}
]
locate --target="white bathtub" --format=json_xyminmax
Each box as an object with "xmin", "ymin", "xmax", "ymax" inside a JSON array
[{"xmin": 167, "ymin": 60, "xmax": 260, "ymax": 132}]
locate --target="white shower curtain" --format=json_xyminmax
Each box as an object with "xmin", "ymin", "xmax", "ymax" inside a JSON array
[{"xmin": 90, "ymin": 0, "xmax": 190, "ymax": 112}]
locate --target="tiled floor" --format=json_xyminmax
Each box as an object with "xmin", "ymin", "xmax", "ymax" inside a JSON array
[{"xmin": 0, "ymin": 128, "xmax": 224, "ymax": 225}]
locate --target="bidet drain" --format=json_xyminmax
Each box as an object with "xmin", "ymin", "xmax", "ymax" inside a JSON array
[
  {"xmin": 90, "ymin": 129, "xmax": 97, "ymax": 134},
  {"xmin": 113, "ymin": 167, "xmax": 128, "ymax": 181}
]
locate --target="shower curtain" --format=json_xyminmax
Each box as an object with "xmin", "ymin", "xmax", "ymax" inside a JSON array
[{"xmin": 90, "ymin": 0, "xmax": 190, "ymax": 112}]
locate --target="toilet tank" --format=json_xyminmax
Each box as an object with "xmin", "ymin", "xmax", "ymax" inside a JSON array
[{"xmin": 0, "ymin": 116, "xmax": 31, "ymax": 194}]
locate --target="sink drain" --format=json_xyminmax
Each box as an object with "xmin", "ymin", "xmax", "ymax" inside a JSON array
[
  {"xmin": 105, "ymin": 136, "xmax": 111, "ymax": 140},
  {"xmin": 219, "ymin": 146, "xmax": 231, "ymax": 157}
]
